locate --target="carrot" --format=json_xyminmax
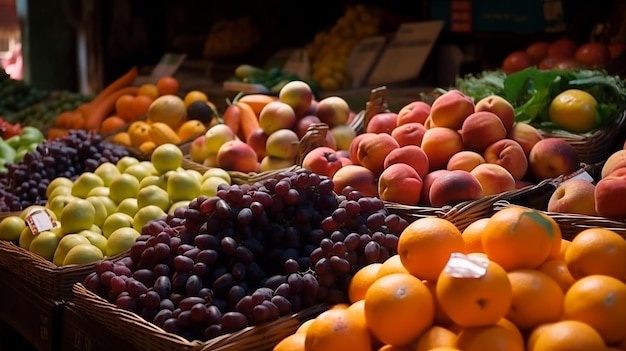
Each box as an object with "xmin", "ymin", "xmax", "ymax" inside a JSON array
[
  {"xmin": 238, "ymin": 94, "xmax": 278, "ymax": 116},
  {"xmin": 88, "ymin": 66, "xmax": 139, "ymax": 109},
  {"xmin": 221, "ymin": 104, "xmax": 241, "ymax": 136},
  {"xmin": 236, "ymin": 101, "xmax": 261, "ymax": 142},
  {"xmin": 83, "ymin": 86, "xmax": 139, "ymax": 131}
]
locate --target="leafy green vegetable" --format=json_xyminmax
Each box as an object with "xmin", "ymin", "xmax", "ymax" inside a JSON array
[{"xmin": 453, "ymin": 71, "xmax": 506, "ymax": 102}]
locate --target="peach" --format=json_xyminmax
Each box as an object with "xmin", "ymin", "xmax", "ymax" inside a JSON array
[
  {"xmin": 429, "ymin": 90, "xmax": 475, "ymax": 130},
  {"xmin": 508, "ymin": 122, "xmax": 544, "ymax": 156},
  {"xmin": 357, "ymin": 133, "xmax": 400, "ymax": 175},
  {"xmin": 366, "ymin": 112, "xmax": 399, "ymax": 134},
  {"xmin": 278, "ymin": 80, "xmax": 313, "ymax": 117},
  {"xmin": 420, "ymin": 127, "xmax": 464, "ymax": 171},
  {"xmin": 315, "ymin": 96, "xmax": 350, "ymax": 127},
  {"xmin": 483, "ymin": 138, "xmax": 529, "ymax": 181},
  {"xmin": 332, "ymin": 165, "xmax": 378, "ymax": 197},
  {"xmin": 460, "ymin": 111, "xmax": 507, "ymax": 153},
  {"xmin": 429, "ymin": 170, "xmax": 483, "ymax": 207},
  {"xmin": 397, "ymin": 101, "xmax": 431, "ymax": 126},
  {"xmin": 390, "ymin": 122, "xmax": 427, "ymax": 147},
  {"xmin": 474, "ymin": 95, "xmax": 515, "ymax": 133},
  {"xmin": 295, "ymin": 115, "xmax": 322, "ymax": 139},
  {"xmin": 547, "ymin": 179, "xmax": 597, "ymax": 216},
  {"xmin": 189, "ymin": 135, "xmax": 211, "ymax": 164},
  {"xmin": 446, "ymin": 150, "xmax": 486, "ymax": 172},
  {"xmin": 595, "ymin": 167, "xmax": 626, "ymax": 219},
  {"xmin": 339, "ymin": 156, "xmax": 353, "ymax": 167},
  {"xmin": 420, "ymin": 169, "xmax": 449, "ymax": 206},
  {"xmin": 246, "ymin": 128, "xmax": 269, "ymax": 162},
  {"xmin": 378, "ymin": 163, "xmax": 423, "ymax": 205},
  {"xmin": 216, "ymin": 140, "xmax": 259, "ymax": 173},
  {"xmin": 383, "ymin": 145, "xmax": 429, "ymax": 179},
  {"xmin": 348, "ymin": 132, "xmax": 375, "ymax": 165},
  {"xmin": 301, "ymin": 146, "xmax": 343, "ymax": 178},
  {"xmin": 528, "ymin": 138, "xmax": 581, "ymax": 181},
  {"xmin": 601, "ymin": 149, "xmax": 626, "ymax": 179},
  {"xmin": 470, "ymin": 163, "xmax": 516, "ymax": 196},
  {"xmin": 423, "ymin": 116, "xmax": 435, "ymax": 129},
  {"xmin": 258, "ymin": 101, "xmax": 297, "ymax": 134}
]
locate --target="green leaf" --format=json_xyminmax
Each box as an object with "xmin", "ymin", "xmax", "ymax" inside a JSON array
[{"xmin": 521, "ymin": 210, "xmax": 556, "ymax": 239}]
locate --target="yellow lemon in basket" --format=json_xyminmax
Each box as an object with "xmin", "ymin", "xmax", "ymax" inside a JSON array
[
  {"xmin": 94, "ymin": 161, "xmax": 121, "ymax": 187},
  {"xmin": 147, "ymin": 94, "xmax": 187, "ymax": 128},
  {"xmin": 62, "ymin": 243, "xmax": 103, "ymax": 266},
  {"xmin": 548, "ymin": 89, "xmax": 598, "ymax": 134},
  {"xmin": 29, "ymin": 230, "xmax": 61, "ymax": 261},
  {"xmin": 201, "ymin": 167, "xmax": 231, "ymax": 184},
  {"xmin": 71, "ymin": 172, "xmax": 105, "ymax": 199},
  {"xmin": 45, "ymin": 176, "xmax": 74, "ymax": 199},
  {"xmin": 77, "ymin": 230, "xmax": 107, "ymax": 255},
  {"xmin": 19, "ymin": 225, "xmax": 35, "ymax": 249},
  {"xmin": 139, "ymin": 174, "xmax": 167, "ymax": 190},
  {"xmin": 151, "ymin": 143, "xmax": 183, "ymax": 174},
  {"xmin": 116, "ymin": 198, "xmax": 139, "ymax": 218},
  {"xmin": 137, "ymin": 185, "xmax": 171, "ymax": 212},
  {"xmin": 0, "ymin": 215, "xmax": 27, "ymax": 241},
  {"xmin": 106, "ymin": 227, "xmax": 140, "ymax": 257},
  {"xmin": 102, "ymin": 212, "xmax": 134, "ymax": 239},
  {"xmin": 132, "ymin": 205, "xmax": 167, "ymax": 232},
  {"xmin": 53, "ymin": 233, "xmax": 91, "ymax": 266},
  {"xmin": 116, "ymin": 156, "xmax": 140, "ymax": 173},
  {"xmin": 166, "ymin": 170, "xmax": 201, "ymax": 202}
]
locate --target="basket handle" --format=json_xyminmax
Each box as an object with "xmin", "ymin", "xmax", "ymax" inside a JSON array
[
  {"xmin": 363, "ymin": 86, "xmax": 389, "ymax": 131},
  {"xmin": 295, "ymin": 123, "xmax": 330, "ymax": 167}
]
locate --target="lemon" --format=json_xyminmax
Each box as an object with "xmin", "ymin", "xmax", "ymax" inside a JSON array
[
  {"xmin": 548, "ymin": 89, "xmax": 598, "ymax": 134},
  {"xmin": 183, "ymin": 90, "xmax": 209, "ymax": 107},
  {"xmin": 147, "ymin": 94, "xmax": 187, "ymax": 128}
]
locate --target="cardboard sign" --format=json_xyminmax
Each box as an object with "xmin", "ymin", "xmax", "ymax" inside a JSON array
[
  {"xmin": 347, "ymin": 36, "xmax": 388, "ymax": 88},
  {"xmin": 282, "ymin": 48, "xmax": 311, "ymax": 80},
  {"xmin": 134, "ymin": 53, "xmax": 187, "ymax": 85},
  {"xmin": 367, "ymin": 21, "xmax": 444, "ymax": 85}
]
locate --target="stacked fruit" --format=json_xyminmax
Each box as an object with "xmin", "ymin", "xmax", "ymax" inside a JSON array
[
  {"xmin": 306, "ymin": 4, "xmax": 380, "ymax": 91},
  {"xmin": 0, "ymin": 143, "xmax": 234, "ymax": 267},
  {"xmin": 224, "ymin": 64, "xmax": 316, "ymax": 94},
  {"xmin": 274, "ymin": 207, "xmax": 626, "ymax": 351},
  {"xmin": 202, "ymin": 16, "xmax": 261, "ymax": 60},
  {"xmin": 0, "ymin": 68, "xmax": 50, "ymax": 116},
  {"xmin": 0, "ymin": 129, "xmax": 129, "ymax": 212},
  {"xmin": 81, "ymin": 169, "xmax": 409, "ymax": 341},
  {"xmin": 0, "ymin": 126, "xmax": 45, "ymax": 172}
]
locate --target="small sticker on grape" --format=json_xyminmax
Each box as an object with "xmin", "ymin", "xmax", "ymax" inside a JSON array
[
  {"xmin": 25, "ymin": 209, "xmax": 57, "ymax": 235},
  {"xmin": 443, "ymin": 252, "xmax": 489, "ymax": 278}
]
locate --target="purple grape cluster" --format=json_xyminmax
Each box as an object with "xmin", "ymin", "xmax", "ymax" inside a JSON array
[
  {"xmin": 83, "ymin": 169, "xmax": 409, "ymax": 342},
  {"xmin": 0, "ymin": 129, "xmax": 129, "ymax": 211}
]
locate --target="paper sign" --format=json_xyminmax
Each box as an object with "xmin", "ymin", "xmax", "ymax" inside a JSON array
[
  {"xmin": 282, "ymin": 48, "xmax": 311, "ymax": 80},
  {"xmin": 150, "ymin": 53, "xmax": 187, "ymax": 80},
  {"xmin": 25, "ymin": 209, "xmax": 57, "ymax": 235},
  {"xmin": 367, "ymin": 21, "xmax": 444, "ymax": 85},
  {"xmin": 563, "ymin": 169, "xmax": 595, "ymax": 183},
  {"xmin": 347, "ymin": 36, "xmax": 387, "ymax": 88}
]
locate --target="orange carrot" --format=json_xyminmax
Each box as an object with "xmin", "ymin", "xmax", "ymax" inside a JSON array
[
  {"xmin": 238, "ymin": 94, "xmax": 278, "ymax": 116},
  {"xmin": 88, "ymin": 66, "xmax": 139, "ymax": 109},
  {"xmin": 221, "ymin": 104, "xmax": 241, "ymax": 136},
  {"xmin": 236, "ymin": 101, "xmax": 261, "ymax": 142},
  {"xmin": 83, "ymin": 86, "xmax": 139, "ymax": 131}
]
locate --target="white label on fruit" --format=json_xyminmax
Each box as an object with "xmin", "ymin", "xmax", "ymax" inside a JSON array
[
  {"xmin": 443, "ymin": 252, "xmax": 488, "ymax": 278},
  {"xmin": 26, "ymin": 210, "xmax": 56, "ymax": 235},
  {"xmin": 347, "ymin": 36, "xmax": 387, "ymax": 88},
  {"xmin": 563, "ymin": 169, "xmax": 594, "ymax": 183}
]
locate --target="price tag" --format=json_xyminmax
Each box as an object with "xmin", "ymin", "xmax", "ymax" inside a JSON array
[
  {"xmin": 151, "ymin": 53, "xmax": 187, "ymax": 80},
  {"xmin": 367, "ymin": 21, "xmax": 444, "ymax": 85},
  {"xmin": 282, "ymin": 48, "xmax": 311, "ymax": 80},
  {"xmin": 347, "ymin": 36, "xmax": 387, "ymax": 88},
  {"xmin": 563, "ymin": 169, "xmax": 595, "ymax": 183},
  {"xmin": 25, "ymin": 209, "xmax": 57, "ymax": 235},
  {"xmin": 443, "ymin": 252, "xmax": 489, "ymax": 278}
]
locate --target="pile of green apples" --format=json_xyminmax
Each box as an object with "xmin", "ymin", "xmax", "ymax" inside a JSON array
[
  {"xmin": 0, "ymin": 143, "xmax": 233, "ymax": 267},
  {"xmin": 0, "ymin": 126, "xmax": 45, "ymax": 172}
]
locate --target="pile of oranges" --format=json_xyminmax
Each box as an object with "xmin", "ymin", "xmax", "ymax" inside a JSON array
[
  {"xmin": 274, "ymin": 205, "xmax": 626, "ymax": 351},
  {"xmin": 501, "ymin": 38, "xmax": 625, "ymax": 74}
]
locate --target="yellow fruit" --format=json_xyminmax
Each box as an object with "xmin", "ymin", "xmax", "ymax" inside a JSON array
[
  {"xmin": 149, "ymin": 122, "xmax": 181, "ymax": 145},
  {"xmin": 183, "ymin": 90, "xmax": 209, "ymax": 107},
  {"xmin": 147, "ymin": 94, "xmax": 187, "ymax": 129},
  {"xmin": 151, "ymin": 143, "xmax": 183, "ymax": 174},
  {"xmin": 62, "ymin": 243, "xmax": 103, "ymax": 266},
  {"xmin": 548, "ymin": 89, "xmax": 598, "ymax": 133}
]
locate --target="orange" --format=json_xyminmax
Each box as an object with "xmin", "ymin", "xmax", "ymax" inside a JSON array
[
  {"xmin": 425, "ymin": 348, "xmax": 460, "ymax": 351},
  {"xmin": 364, "ymin": 273, "xmax": 434, "ymax": 347},
  {"xmin": 397, "ymin": 217, "xmax": 465, "ymax": 281},
  {"xmin": 495, "ymin": 317, "xmax": 524, "ymax": 346},
  {"xmin": 137, "ymin": 83, "xmax": 159, "ymax": 100},
  {"xmin": 100, "ymin": 116, "xmax": 127, "ymax": 135},
  {"xmin": 564, "ymin": 227, "xmax": 626, "ymax": 280},
  {"xmin": 273, "ymin": 333, "xmax": 305, "ymax": 351},
  {"xmin": 128, "ymin": 120, "xmax": 152, "ymax": 147},
  {"xmin": 548, "ymin": 89, "xmax": 599, "ymax": 134},
  {"xmin": 115, "ymin": 94, "xmax": 136, "ymax": 120},
  {"xmin": 505, "ymin": 269, "xmax": 564, "ymax": 331},
  {"xmin": 455, "ymin": 323, "xmax": 524, "ymax": 351},
  {"xmin": 156, "ymin": 76, "xmax": 179, "ymax": 96},
  {"xmin": 423, "ymin": 279, "xmax": 453, "ymax": 327},
  {"xmin": 130, "ymin": 95, "xmax": 154, "ymax": 120},
  {"xmin": 526, "ymin": 323, "xmax": 554, "ymax": 351},
  {"xmin": 481, "ymin": 206, "xmax": 561, "ymax": 271},
  {"xmin": 415, "ymin": 325, "xmax": 457, "ymax": 351},
  {"xmin": 377, "ymin": 345, "xmax": 414, "ymax": 351},
  {"xmin": 563, "ymin": 274, "xmax": 626, "ymax": 344},
  {"xmin": 532, "ymin": 320, "xmax": 606, "ymax": 351},
  {"xmin": 347, "ymin": 300, "xmax": 381, "ymax": 347},
  {"xmin": 461, "ymin": 217, "xmax": 488, "ymax": 253},
  {"xmin": 436, "ymin": 253, "xmax": 512, "ymax": 328},
  {"xmin": 111, "ymin": 132, "xmax": 131, "ymax": 146},
  {"xmin": 295, "ymin": 319, "xmax": 314, "ymax": 334},
  {"xmin": 537, "ymin": 259, "xmax": 575, "ymax": 293},
  {"xmin": 375, "ymin": 254, "xmax": 409, "ymax": 279},
  {"xmin": 184, "ymin": 90, "xmax": 209, "ymax": 107},
  {"xmin": 177, "ymin": 120, "xmax": 207, "ymax": 141},
  {"xmin": 558, "ymin": 239, "xmax": 571, "ymax": 260},
  {"xmin": 138, "ymin": 141, "xmax": 157, "ymax": 153},
  {"xmin": 348, "ymin": 262, "xmax": 382, "ymax": 303},
  {"xmin": 305, "ymin": 307, "xmax": 372, "ymax": 351}
]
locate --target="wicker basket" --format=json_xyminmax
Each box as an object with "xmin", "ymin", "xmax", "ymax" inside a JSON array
[
  {"xmin": 538, "ymin": 110, "xmax": 626, "ymax": 165},
  {"xmin": 0, "ymin": 240, "xmax": 126, "ymax": 300},
  {"xmin": 493, "ymin": 200, "xmax": 626, "ymax": 240},
  {"xmin": 71, "ymin": 283, "xmax": 327, "ymax": 351}
]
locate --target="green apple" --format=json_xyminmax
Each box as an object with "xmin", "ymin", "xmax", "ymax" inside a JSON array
[
  {"xmin": 62, "ymin": 243, "xmax": 104, "ymax": 266},
  {"xmin": 89, "ymin": 224, "xmax": 102, "ymax": 234},
  {"xmin": 201, "ymin": 167, "xmax": 231, "ymax": 184},
  {"xmin": 102, "ymin": 212, "xmax": 134, "ymax": 239},
  {"xmin": 48, "ymin": 185, "xmax": 73, "ymax": 202},
  {"xmin": 167, "ymin": 170, "xmax": 201, "ymax": 202},
  {"xmin": 200, "ymin": 176, "xmax": 229, "ymax": 197},
  {"xmin": 95, "ymin": 196, "xmax": 117, "ymax": 217},
  {"xmin": 71, "ymin": 172, "xmax": 105, "ymax": 198},
  {"xmin": 151, "ymin": 143, "xmax": 183, "ymax": 174},
  {"xmin": 29, "ymin": 230, "xmax": 62, "ymax": 261},
  {"xmin": 124, "ymin": 163, "xmax": 155, "ymax": 182},
  {"xmin": 106, "ymin": 227, "xmax": 140, "ymax": 257},
  {"xmin": 168, "ymin": 200, "xmax": 190, "ymax": 214},
  {"xmin": 94, "ymin": 162, "xmax": 121, "ymax": 187},
  {"xmin": 137, "ymin": 184, "xmax": 171, "ymax": 212},
  {"xmin": 19, "ymin": 226, "xmax": 35, "ymax": 249},
  {"xmin": 85, "ymin": 196, "xmax": 108, "ymax": 227},
  {"xmin": 46, "ymin": 194, "xmax": 76, "ymax": 220},
  {"xmin": 77, "ymin": 230, "xmax": 107, "ymax": 254},
  {"xmin": 0, "ymin": 215, "xmax": 26, "ymax": 242},
  {"xmin": 116, "ymin": 198, "xmax": 139, "ymax": 217},
  {"xmin": 86, "ymin": 186, "xmax": 110, "ymax": 198},
  {"xmin": 138, "ymin": 175, "xmax": 165, "ymax": 190},
  {"xmin": 53, "ymin": 233, "xmax": 91, "ymax": 266},
  {"xmin": 205, "ymin": 124, "xmax": 237, "ymax": 154},
  {"xmin": 185, "ymin": 169, "xmax": 203, "ymax": 182},
  {"xmin": 108, "ymin": 173, "xmax": 140, "ymax": 204},
  {"xmin": 116, "ymin": 156, "xmax": 140, "ymax": 173},
  {"xmin": 60, "ymin": 199, "xmax": 96, "ymax": 235},
  {"xmin": 133, "ymin": 205, "xmax": 166, "ymax": 232},
  {"xmin": 46, "ymin": 177, "xmax": 74, "ymax": 199}
]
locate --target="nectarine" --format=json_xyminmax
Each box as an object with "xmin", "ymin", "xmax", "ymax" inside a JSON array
[
  {"xmin": 429, "ymin": 170, "xmax": 483, "ymax": 207},
  {"xmin": 594, "ymin": 167, "xmax": 626, "ymax": 219},
  {"xmin": 390, "ymin": 122, "xmax": 427, "ymax": 147},
  {"xmin": 429, "ymin": 90, "xmax": 474, "ymax": 130},
  {"xmin": 366, "ymin": 112, "xmax": 399, "ymax": 134},
  {"xmin": 397, "ymin": 101, "xmax": 431, "ymax": 126},
  {"xmin": 446, "ymin": 150, "xmax": 486, "ymax": 172},
  {"xmin": 470, "ymin": 163, "xmax": 516, "ymax": 196},
  {"xmin": 357, "ymin": 133, "xmax": 400, "ymax": 175},
  {"xmin": 460, "ymin": 111, "xmax": 507, "ymax": 153},
  {"xmin": 474, "ymin": 95, "xmax": 515, "ymax": 134},
  {"xmin": 421, "ymin": 127, "xmax": 464, "ymax": 171},
  {"xmin": 301, "ymin": 146, "xmax": 343, "ymax": 178},
  {"xmin": 547, "ymin": 179, "xmax": 596, "ymax": 216},
  {"xmin": 378, "ymin": 163, "xmax": 423, "ymax": 205},
  {"xmin": 383, "ymin": 145, "xmax": 429, "ymax": 179},
  {"xmin": 528, "ymin": 138, "xmax": 581, "ymax": 181},
  {"xmin": 332, "ymin": 165, "xmax": 378, "ymax": 197},
  {"xmin": 483, "ymin": 138, "xmax": 529, "ymax": 181}
]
